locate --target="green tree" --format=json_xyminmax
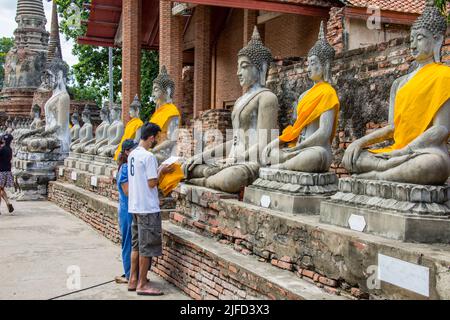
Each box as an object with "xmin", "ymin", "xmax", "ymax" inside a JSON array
[
  {"xmin": 56, "ymin": 0, "xmax": 159, "ymax": 118},
  {"xmin": 0, "ymin": 37, "xmax": 14, "ymax": 88},
  {"xmin": 435, "ymin": 0, "xmax": 450, "ymax": 22}
]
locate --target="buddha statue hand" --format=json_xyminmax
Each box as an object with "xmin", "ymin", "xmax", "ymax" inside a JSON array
[
  {"xmin": 182, "ymin": 154, "xmax": 204, "ymax": 177},
  {"xmin": 342, "ymin": 141, "xmax": 364, "ymax": 173}
]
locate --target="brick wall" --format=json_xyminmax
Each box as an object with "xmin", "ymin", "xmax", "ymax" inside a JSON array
[
  {"xmin": 265, "ymin": 14, "xmax": 322, "ymax": 59},
  {"xmin": 213, "ymin": 9, "xmax": 244, "ymax": 109},
  {"xmin": 181, "ymin": 66, "xmax": 194, "ymax": 125}
]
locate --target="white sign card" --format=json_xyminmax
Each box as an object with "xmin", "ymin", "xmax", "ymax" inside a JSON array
[
  {"xmin": 71, "ymin": 171, "xmax": 77, "ymax": 181},
  {"xmin": 348, "ymin": 214, "xmax": 366, "ymax": 232},
  {"xmin": 58, "ymin": 167, "xmax": 64, "ymax": 177},
  {"xmin": 91, "ymin": 176, "xmax": 98, "ymax": 187},
  {"xmin": 378, "ymin": 253, "xmax": 429, "ymax": 297},
  {"xmin": 260, "ymin": 195, "xmax": 271, "ymax": 208}
]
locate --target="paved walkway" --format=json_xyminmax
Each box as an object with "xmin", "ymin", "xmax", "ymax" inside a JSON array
[{"xmin": 0, "ymin": 200, "xmax": 189, "ymax": 300}]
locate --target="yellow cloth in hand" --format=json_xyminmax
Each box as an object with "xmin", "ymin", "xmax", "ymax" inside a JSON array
[
  {"xmin": 114, "ymin": 117, "xmax": 144, "ymax": 161},
  {"xmin": 279, "ymin": 82, "xmax": 340, "ymax": 145},
  {"xmin": 371, "ymin": 63, "xmax": 450, "ymax": 154},
  {"xmin": 150, "ymin": 103, "xmax": 181, "ymax": 133},
  {"xmin": 159, "ymin": 163, "xmax": 184, "ymax": 197}
]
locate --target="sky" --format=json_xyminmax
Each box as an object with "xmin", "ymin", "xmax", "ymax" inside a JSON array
[{"xmin": 0, "ymin": 0, "xmax": 78, "ymax": 67}]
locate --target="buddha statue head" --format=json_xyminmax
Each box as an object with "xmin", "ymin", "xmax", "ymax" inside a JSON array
[
  {"xmin": 110, "ymin": 103, "xmax": 122, "ymax": 122},
  {"xmin": 100, "ymin": 104, "xmax": 110, "ymax": 122},
  {"xmin": 71, "ymin": 112, "xmax": 79, "ymax": 126},
  {"xmin": 410, "ymin": 0, "xmax": 448, "ymax": 63},
  {"xmin": 46, "ymin": 49, "xmax": 69, "ymax": 90},
  {"xmin": 152, "ymin": 65, "xmax": 175, "ymax": 106},
  {"xmin": 81, "ymin": 105, "xmax": 91, "ymax": 124},
  {"xmin": 129, "ymin": 95, "xmax": 141, "ymax": 119},
  {"xmin": 307, "ymin": 21, "xmax": 335, "ymax": 83},
  {"xmin": 237, "ymin": 26, "xmax": 273, "ymax": 90}
]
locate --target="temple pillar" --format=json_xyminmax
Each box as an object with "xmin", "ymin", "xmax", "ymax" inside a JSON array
[
  {"xmin": 121, "ymin": 0, "xmax": 142, "ymax": 124},
  {"xmin": 243, "ymin": 9, "xmax": 258, "ymax": 44},
  {"xmin": 159, "ymin": 0, "xmax": 184, "ymax": 109},
  {"xmin": 193, "ymin": 6, "xmax": 212, "ymax": 117}
]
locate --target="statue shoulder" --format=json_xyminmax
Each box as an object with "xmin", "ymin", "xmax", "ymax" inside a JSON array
[{"xmin": 258, "ymin": 90, "xmax": 278, "ymax": 106}]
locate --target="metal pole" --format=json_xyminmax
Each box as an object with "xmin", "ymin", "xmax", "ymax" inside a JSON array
[{"xmin": 108, "ymin": 47, "xmax": 114, "ymax": 107}]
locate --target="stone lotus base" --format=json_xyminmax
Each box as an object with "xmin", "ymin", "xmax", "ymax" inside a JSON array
[
  {"xmin": 320, "ymin": 178, "xmax": 450, "ymax": 243},
  {"xmin": 12, "ymin": 151, "xmax": 67, "ymax": 201},
  {"xmin": 244, "ymin": 168, "xmax": 338, "ymax": 214}
]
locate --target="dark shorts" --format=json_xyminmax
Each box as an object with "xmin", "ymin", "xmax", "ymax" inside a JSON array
[{"xmin": 131, "ymin": 213, "xmax": 162, "ymax": 258}]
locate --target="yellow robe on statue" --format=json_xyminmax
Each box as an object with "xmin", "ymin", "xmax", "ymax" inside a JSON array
[
  {"xmin": 113, "ymin": 117, "xmax": 144, "ymax": 161},
  {"xmin": 149, "ymin": 103, "xmax": 184, "ymax": 196},
  {"xmin": 371, "ymin": 63, "xmax": 450, "ymax": 154},
  {"xmin": 279, "ymin": 82, "xmax": 340, "ymax": 146}
]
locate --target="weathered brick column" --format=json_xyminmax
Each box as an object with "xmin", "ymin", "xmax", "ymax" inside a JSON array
[
  {"xmin": 193, "ymin": 6, "xmax": 212, "ymax": 117},
  {"xmin": 122, "ymin": 0, "xmax": 142, "ymax": 124},
  {"xmin": 159, "ymin": 0, "xmax": 184, "ymax": 109}
]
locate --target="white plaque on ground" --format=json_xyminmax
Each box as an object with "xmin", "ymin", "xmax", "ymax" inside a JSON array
[
  {"xmin": 71, "ymin": 171, "xmax": 77, "ymax": 181},
  {"xmin": 348, "ymin": 214, "xmax": 366, "ymax": 232},
  {"xmin": 58, "ymin": 167, "xmax": 64, "ymax": 177},
  {"xmin": 378, "ymin": 253, "xmax": 429, "ymax": 297},
  {"xmin": 91, "ymin": 176, "xmax": 98, "ymax": 187},
  {"xmin": 260, "ymin": 195, "xmax": 271, "ymax": 208},
  {"xmin": 112, "ymin": 170, "xmax": 118, "ymax": 179}
]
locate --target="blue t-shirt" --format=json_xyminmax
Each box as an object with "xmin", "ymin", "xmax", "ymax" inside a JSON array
[{"xmin": 117, "ymin": 164, "xmax": 129, "ymax": 213}]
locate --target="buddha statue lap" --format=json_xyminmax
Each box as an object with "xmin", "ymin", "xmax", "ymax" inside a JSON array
[
  {"xmin": 182, "ymin": 27, "xmax": 279, "ymax": 194},
  {"xmin": 97, "ymin": 104, "xmax": 125, "ymax": 158},
  {"xmin": 70, "ymin": 106, "xmax": 93, "ymax": 153},
  {"xmin": 262, "ymin": 22, "xmax": 339, "ymax": 173},
  {"xmin": 342, "ymin": 0, "xmax": 450, "ymax": 185}
]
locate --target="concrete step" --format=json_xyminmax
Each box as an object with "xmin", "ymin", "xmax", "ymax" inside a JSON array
[{"xmin": 156, "ymin": 222, "xmax": 348, "ymax": 300}]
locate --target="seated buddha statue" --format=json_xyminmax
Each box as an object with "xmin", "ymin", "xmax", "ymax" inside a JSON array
[
  {"xmin": 20, "ymin": 55, "xmax": 71, "ymax": 154},
  {"xmin": 83, "ymin": 105, "xmax": 111, "ymax": 154},
  {"xmin": 97, "ymin": 103, "xmax": 125, "ymax": 157},
  {"xmin": 262, "ymin": 22, "xmax": 339, "ymax": 172},
  {"xmin": 113, "ymin": 95, "xmax": 144, "ymax": 160},
  {"xmin": 342, "ymin": 0, "xmax": 450, "ymax": 185},
  {"xmin": 149, "ymin": 66, "xmax": 184, "ymax": 196},
  {"xmin": 149, "ymin": 66, "xmax": 181, "ymax": 164},
  {"xmin": 183, "ymin": 27, "xmax": 279, "ymax": 193},
  {"xmin": 30, "ymin": 104, "xmax": 44, "ymax": 131},
  {"xmin": 70, "ymin": 112, "xmax": 81, "ymax": 142},
  {"xmin": 70, "ymin": 106, "xmax": 93, "ymax": 153}
]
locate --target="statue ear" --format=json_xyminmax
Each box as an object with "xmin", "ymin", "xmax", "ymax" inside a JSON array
[
  {"xmin": 260, "ymin": 62, "xmax": 268, "ymax": 86},
  {"xmin": 324, "ymin": 61, "xmax": 332, "ymax": 83},
  {"xmin": 433, "ymin": 34, "xmax": 444, "ymax": 63}
]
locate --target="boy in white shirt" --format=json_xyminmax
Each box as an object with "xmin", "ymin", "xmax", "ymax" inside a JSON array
[{"xmin": 127, "ymin": 122, "xmax": 173, "ymax": 296}]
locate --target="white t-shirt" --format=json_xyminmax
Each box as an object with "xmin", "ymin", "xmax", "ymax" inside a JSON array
[{"xmin": 128, "ymin": 146, "xmax": 160, "ymax": 214}]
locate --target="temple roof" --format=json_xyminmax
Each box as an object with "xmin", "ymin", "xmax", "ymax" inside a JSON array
[
  {"xmin": 345, "ymin": 0, "xmax": 428, "ymax": 15},
  {"xmin": 47, "ymin": 0, "xmax": 62, "ymax": 62}
]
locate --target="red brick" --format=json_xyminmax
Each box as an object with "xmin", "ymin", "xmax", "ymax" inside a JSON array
[
  {"xmin": 319, "ymin": 277, "xmax": 338, "ymax": 287},
  {"xmin": 302, "ymin": 269, "xmax": 315, "ymax": 279}
]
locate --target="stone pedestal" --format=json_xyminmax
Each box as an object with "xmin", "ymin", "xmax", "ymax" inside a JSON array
[
  {"xmin": 244, "ymin": 168, "xmax": 338, "ymax": 214},
  {"xmin": 13, "ymin": 151, "xmax": 67, "ymax": 201},
  {"xmin": 320, "ymin": 178, "xmax": 450, "ymax": 243},
  {"xmin": 64, "ymin": 153, "xmax": 117, "ymax": 177}
]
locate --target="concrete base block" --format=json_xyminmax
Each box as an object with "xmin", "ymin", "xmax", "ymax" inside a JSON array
[
  {"xmin": 244, "ymin": 185, "xmax": 327, "ymax": 214},
  {"xmin": 320, "ymin": 201, "xmax": 450, "ymax": 243}
]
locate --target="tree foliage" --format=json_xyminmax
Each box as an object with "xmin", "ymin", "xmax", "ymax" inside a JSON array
[
  {"xmin": 55, "ymin": 0, "xmax": 159, "ymax": 118},
  {"xmin": 435, "ymin": 0, "xmax": 450, "ymax": 22},
  {"xmin": 0, "ymin": 37, "xmax": 14, "ymax": 88}
]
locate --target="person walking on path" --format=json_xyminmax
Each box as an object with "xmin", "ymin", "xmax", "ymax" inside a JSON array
[
  {"xmin": 127, "ymin": 122, "xmax": 174, "ymax": 296},
  {"xmin": 115, "ymin": 139, "xmax": 138, "ymax": 284},
  {"xmin": 0, "ymin": 134, "xmax": 14, "ymax": 215}
]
